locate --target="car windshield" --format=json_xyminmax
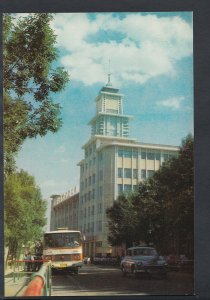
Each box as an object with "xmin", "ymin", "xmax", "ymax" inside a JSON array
[
  {"xmin": 44, "ymin": 232, "xmax": 81, "ymax": 249},
  {"xmin": 133, "ymin": 248, "xmax": 157, "ymax": 256}
]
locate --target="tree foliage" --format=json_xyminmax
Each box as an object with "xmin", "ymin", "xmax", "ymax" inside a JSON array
[
  {"xmin": 4, "ymin": 170, "xmax": 47, "ymax": 258},
  {"xmin": 3, "ymin": 13, "xmax": 69, "ymax": 173},
  {"xmin": 107, "ymin": 135, "xmax": 194, "ymax": 256}
]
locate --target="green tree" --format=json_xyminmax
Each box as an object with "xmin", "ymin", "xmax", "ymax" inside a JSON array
[
  {"xmin": 151, "ymin": 134, "xmax": 194, "ymax": 255},
  {"xmin": 4, "ymin": 170, "xmax": 47, "ymax": 259},
  {"xmin": 3, "ymin": 13, "xmax": 69, "ymax": 173},
  {"xmin": 106, "ymin": 194, "xmax": 138, "ymax": 248}
]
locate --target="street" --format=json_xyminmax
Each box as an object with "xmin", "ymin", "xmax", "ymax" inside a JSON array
[{"xmin": 51, "ymin": 264, "xmax": 194, "ymax": 296}]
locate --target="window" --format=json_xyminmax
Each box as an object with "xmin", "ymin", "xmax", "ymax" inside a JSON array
[
  {"xmin": 155, "ymin": 152, "xmax": 161, "ymax": 160},
  {"xmin": 118, "ymin": 184, "xmax": 123, "ymax": 195},
  {"xmin": 99, "ymin": 186, "xmax": 103, "ymax": 197},
  {"xmin": 118, "ymin": 149, "xmax": 123, "ymax": 157},
  {"xmin": 98, "ymin": 221, "xmax": 102, "ymax": 232},
  {"xmin": 99, "ymin": 170, "xmax": 103, "ymax": 181},
  {"xmin": 147, "ymin": 152, "xmax": 155, "ymax": 160},
  {"xmin": 124, "ymin": 149, "xmax": 132, "ymax": 158},
  {"xmin": 92, "ymin": 174, "xmax": 95, "ymax": 184},
  {"xmin": 88, "ymin": 207, "xmax": 90, "ymax": 217},
  {"xmin": 92, "ymin": 189, "xmax": 95, "ymax": 199},
  {"xmin": 89, "ymin": 160, "xmax": 92, "ymax": 167},
  {"xmin": 118, "ymin": 168, "xmax": 123, "ymax": 178},
  {"xmin": 147, "ymin": 170, "xmax": 155, "ymax": 178},
  {"xmin": 85, "ymin": 149, "xmax": 88, "ymax": 158},
  {"xmin": 98, "ymin": 203, "xmax": 102, "ymax": 213},
  {"xmin": 85, "ymin": 179, "xmax": 87, "ymax": 188},
  {"xmin": 124, "ymin": 168, "xmax": 132, "ymax": 178},
  {"xmin": 124, "ymin": 184, "xmax": 132, "ymax": 192},
  {"xmin": 133, "ymin": 150, "xmax": 138, "ymax": 158},
  {"xmin": 88, "ymin": 191, "xmax": 91, "ymax": 201},
  {"xmin": 89, "ymin": 147, "xmax": 92, "ymax": 156},
  {"xmin": 141, "ymin": 169, "xmax": 146, "ymax": 179},
  {"xmin": 92, "ymin": 205, "xmax": 95, "ymax": 216},
  {"xmin": 91, "ymin": 222, "xmax": 94, "ymax": 233},
  {"xmin": 133, "ymin": 169, "xmax": 138, "ymax": 179},
  {"xmin": 141, "ymin": 152, "xmax": 146, "ymax": 159},
  {"xmin": 89, "ymin": 176, "xmax": 91, "ymax": 186}
]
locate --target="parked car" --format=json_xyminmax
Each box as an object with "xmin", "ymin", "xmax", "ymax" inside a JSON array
[{"xmin": 120, "ymin": 246, "xmax": 167, "ymax": 279}]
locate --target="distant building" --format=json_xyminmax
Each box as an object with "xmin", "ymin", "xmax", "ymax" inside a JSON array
[
  {"xmin": 50, "ymin": 187, "xmax": 79, "ymax": 230},
  {"xmin": 77, "ymin": 78, "xmax": 179, "ymax": 257}
]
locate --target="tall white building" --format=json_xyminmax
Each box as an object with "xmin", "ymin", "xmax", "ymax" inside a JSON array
[{"xmin": 77, "ymin": 78, "xmax": 179, "ymax": 257}]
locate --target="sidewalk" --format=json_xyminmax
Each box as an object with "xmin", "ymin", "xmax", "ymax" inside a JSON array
[{"xmin": 4, "ymin": 268, "xmax": 31, "ymax": 297}]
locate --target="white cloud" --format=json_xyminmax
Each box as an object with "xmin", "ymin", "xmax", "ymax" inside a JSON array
[
  {"xmin": 51, "ymin": 13, "xmax": 193, "ymax": 86},
  {"xmin": 54, "ymin": 145, "xmax": 66, "ymax": 153},
  {"xmin": 157, "ymin": 96, "xmax": 185, "ymax": 109}
]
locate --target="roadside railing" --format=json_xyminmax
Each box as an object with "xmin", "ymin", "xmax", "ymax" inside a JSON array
[
  {"xmin": 92, "ymin": 257, "xmax": 121, "ymax": 266},
  {"xmin": 13, "ymin": 259, "xmax": 48, "ymax": 283},
  {"xmin": 24, "ymin": 261, "xmax": 52, "ymax": 296}
]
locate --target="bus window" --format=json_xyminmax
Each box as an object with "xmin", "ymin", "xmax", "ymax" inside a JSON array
[{"xmin": 44, "ymin": 232, "xmax": 81, "ymax": 249}]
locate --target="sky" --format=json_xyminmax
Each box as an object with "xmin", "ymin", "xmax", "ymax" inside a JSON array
[{"xmin": 15, "ymin": 12, "xmax": 193, "ymax": 226}]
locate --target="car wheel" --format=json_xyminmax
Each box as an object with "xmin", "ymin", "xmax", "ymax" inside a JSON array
[{"xmin": 121, "ymin": 265, "xmax": 127, "ymax": 277}]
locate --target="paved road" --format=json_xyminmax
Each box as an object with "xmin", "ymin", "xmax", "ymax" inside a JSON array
[{"xmin": 51, "ymin": 264, "xmax": 194, "ymax": 296}]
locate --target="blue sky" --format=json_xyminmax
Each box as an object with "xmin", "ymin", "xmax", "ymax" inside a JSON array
[{"xmin": 15, "ymin": 12, "xmax": 193, "ymax": 225}]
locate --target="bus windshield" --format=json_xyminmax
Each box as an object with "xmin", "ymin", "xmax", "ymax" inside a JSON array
[{"xmin": 44, "ymin": 232, "xmax": 81, "ymax": 249}]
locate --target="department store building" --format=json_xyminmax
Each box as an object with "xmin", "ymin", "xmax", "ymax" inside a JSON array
[{"xmin": 51, "ymin": 78, "xmax": 179, "ymax": 257}]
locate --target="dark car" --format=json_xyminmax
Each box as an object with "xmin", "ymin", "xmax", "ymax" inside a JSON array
[{"xmin": 120, "ymin": 246, "xmax": 167, "ymax": 279}]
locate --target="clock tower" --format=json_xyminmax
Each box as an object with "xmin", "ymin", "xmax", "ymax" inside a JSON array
[{"xmin": 89, "ymin": 75, "xmax": 133, "ymax": 138}]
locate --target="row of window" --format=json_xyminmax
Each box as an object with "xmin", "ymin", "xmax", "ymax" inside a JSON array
[
  {"xmin": 118, "ymin": 168, "xmax": 155, "ymax": 179},
  {"xmin": 80, "ymin": 185, "xmax": 103, "ymax": 203},
  {"xmin": 82, "ymin": 205, "xmax": 95, "ymax": 218},
  {"xmin": 80, "ymin": 189, "xmax": 95, "ymax": 203},
  {"xmin": 118, "ymin": 184, "xmax": 138, "ymax": 194},
  {"xmin": 85, "ymin": 144, "xmax": 96, "ymax": 158},
  {"xmin": 118, "ymin": 168, "xmax": 138, "ymax": 179},
  {"xmin": 81, "ymin": 171, "xmax": 104, "ymax": 191},
  {"xmin": 80, "ymin": 203, "xmax": 102, "ymax": 217},
  {"xmin": 118, "ymin": 149, "xmax": 176, "ymax": 160}
]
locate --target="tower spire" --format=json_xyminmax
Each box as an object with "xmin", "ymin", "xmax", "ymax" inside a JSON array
[{"xmin": 106, "ymin": 59, "xmax": 112, "ymax": 86}]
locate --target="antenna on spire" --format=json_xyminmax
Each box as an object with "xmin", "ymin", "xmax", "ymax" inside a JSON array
[{"xmin": 106, "ymin": 59, "xmax": 112, "ymax": 86}]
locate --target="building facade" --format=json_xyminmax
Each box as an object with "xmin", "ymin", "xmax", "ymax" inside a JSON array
[
  {"xmin": 50, "ymin": 187, "xmax": 79, "ymax": 231},
  {"xmin": 77, "ymin": 80, "xmax": 179, "ymax": 257}
]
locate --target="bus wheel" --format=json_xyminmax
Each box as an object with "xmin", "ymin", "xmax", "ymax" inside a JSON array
[{"xmin": 74, "ymin": 268, "xmax": 79, "ymax": 274}]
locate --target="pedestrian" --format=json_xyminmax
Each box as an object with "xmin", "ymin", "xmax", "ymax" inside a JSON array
[
  {"xmin": 23, "ymin": 253, "xmax": 28, "ymax": 271},
  {"xmin": 26, "ymin": 252, "xmax": 32, "ymax": 271}
]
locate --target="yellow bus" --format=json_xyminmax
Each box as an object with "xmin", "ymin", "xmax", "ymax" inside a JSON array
[{"xmin": 43, "ymin": 228, "xmax": 83, "ymax": 274}]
